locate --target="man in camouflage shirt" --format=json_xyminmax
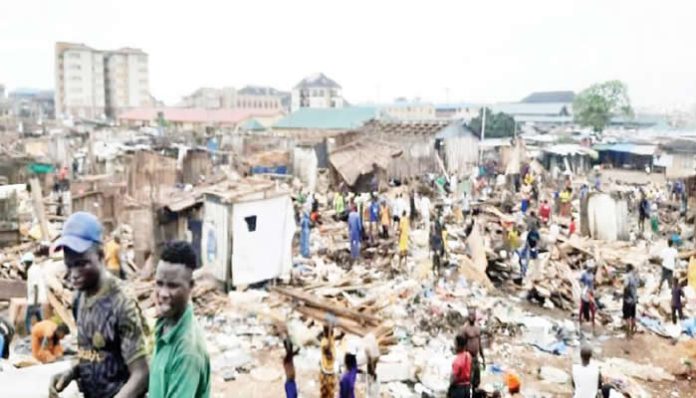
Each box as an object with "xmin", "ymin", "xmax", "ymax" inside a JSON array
[{"xmin": 50, "ymin": 212, "xmax": 149, "ymax": 398}]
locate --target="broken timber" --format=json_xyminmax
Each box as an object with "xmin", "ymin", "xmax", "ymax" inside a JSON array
[{"xmin": 271, "ymin": 286, "xmax": 380, "ymax": 325}]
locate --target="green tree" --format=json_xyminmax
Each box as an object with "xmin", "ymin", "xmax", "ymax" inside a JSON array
[
  {"xmin": 468, "ymin": 108, "xmax": 515, "ymax": 138},
  {"xmin": 573, "ymin": 80, "xmax": 633, "ymax": 132}
]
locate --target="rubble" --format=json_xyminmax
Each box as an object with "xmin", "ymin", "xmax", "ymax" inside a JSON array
[{"xmin": 1, "ymin": 122, "xmax": 695, "ymax": 397}]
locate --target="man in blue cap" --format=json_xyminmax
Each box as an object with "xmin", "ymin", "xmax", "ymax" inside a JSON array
[{"xmin": 49, "ymin": 211, "xmax": 149, "ymax": 398}]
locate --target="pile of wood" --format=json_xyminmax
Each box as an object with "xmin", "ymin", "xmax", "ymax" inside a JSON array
[
  {"xmin": 271, "ymin": 286, "xmax": 396, "ymax": 350},
  {"xmin": 527, "ymin": 258, "xmax": 580, "ymax": 311},
  {"xmin": 0, "ymin": 242, "xmax": 37, "ymax": 279}
]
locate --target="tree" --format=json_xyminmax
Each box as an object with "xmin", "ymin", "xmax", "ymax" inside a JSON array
[
  {"xmin": 573, "ymin": 80, "xmax": 633, "ymax": 132},
  {"xmin": 468, "ymin": 108, "xmax": 515, "ymax": 139}
]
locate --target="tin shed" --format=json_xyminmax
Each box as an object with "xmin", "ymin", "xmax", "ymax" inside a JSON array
[{"xmin": 200, "ymin": 178, "xmax": 295, "ymax": 288}]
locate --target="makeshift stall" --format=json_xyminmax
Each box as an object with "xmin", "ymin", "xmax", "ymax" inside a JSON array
[{"xmin": 200, "ymin": 178, "xmax": 295, "ymax": 288}]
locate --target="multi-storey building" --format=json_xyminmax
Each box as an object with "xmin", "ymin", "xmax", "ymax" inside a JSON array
[
  {"xmin": 179, "ymin": 86, "xmax": 288, "ymax": 112},
  {"xmin": 55, "ymin": 42, "xmax": 150, "ymax": 119},
  {"xmin": 291, "ymin": 73, "xmax": 344, "ymax": 111}
]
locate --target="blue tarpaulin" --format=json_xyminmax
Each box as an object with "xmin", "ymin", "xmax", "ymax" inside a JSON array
[
  {"xmin": 682, "ymin": 318, "xmax": 696, "ymax": 337},
  {"xmin": 250, "ymin": 165, "xmax": 288, "ymax": 175}
]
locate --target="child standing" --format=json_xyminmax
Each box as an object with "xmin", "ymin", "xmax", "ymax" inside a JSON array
[{"xmin": 339, "ymin": 351, "xmax": 358, "ymax": 398}]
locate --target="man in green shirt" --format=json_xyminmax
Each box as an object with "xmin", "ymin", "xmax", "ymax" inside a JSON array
[{"xmin": 149, "ymin": 241, "xmax": 210, "ymax": 398}]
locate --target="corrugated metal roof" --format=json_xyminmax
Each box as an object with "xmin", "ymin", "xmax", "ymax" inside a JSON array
[
  {"xmin": 274, "ymin": 107, "xmax": 378, "ymax": 130},
  {"xmin": 513, "ymin": 115, "xmax": 573, "ymax": 123},
  {"xmin": 329, "ymin": 138, "xmax": 402, "ymax": 185},
  {"xmin": 359, "ymin": 119, "xmax": 450, "ymax": 136},
  {"xmin": 594, "ymin": 143, "xmax": 657, "ymax": 156},
  {"xmin": 543, "ymin": 144, "xmax": 597, "ymax": 157},
  {"xmin": 203, "ymin": 178, "xmax": 287, "ymax": 203},
  {"xmin": 521, "ymin": 91, "xmax": 575, "ymax": 103},
  {"xmin": 490, "ymin": 102, "xmax": 571, "ymax": 116}
]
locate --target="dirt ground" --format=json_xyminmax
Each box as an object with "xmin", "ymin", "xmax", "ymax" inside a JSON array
[
  {"xmin": 600, "ymin": 169, "xmax": 667, "ymax": 186},
  {"xmin": 207, "ymin": 295, "xmax": 696, "ymax": 398}
]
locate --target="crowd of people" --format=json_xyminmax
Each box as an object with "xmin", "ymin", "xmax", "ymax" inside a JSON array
[{"xmin": 0, "ymin": 164, "xmax": 690, "ymax": 398}]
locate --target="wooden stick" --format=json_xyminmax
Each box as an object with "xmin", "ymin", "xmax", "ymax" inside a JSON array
[
  {"xmin": 29, "ymin": 178, "xmax": 51, "ymax": 242},
  {"xmin": 272, "ymin": 286, "xmax": 381, "ymax": 324}
]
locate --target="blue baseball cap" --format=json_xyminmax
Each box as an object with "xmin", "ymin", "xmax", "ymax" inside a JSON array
[{"xmin": 53, "ymin": 211, "xmax": 103, "ymax": 253}]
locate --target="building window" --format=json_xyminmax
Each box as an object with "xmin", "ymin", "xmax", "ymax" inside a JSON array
[
  {"xmin": 139, "ymin": 55, "xmax": 147, "ymax": 63},
  {"xmin": 68, "ymin": 53, "xmax": 81, "ymax": 59},
  {"xmin": 69, "ymin": 64, "xmax": 81, "ymax": 70}
]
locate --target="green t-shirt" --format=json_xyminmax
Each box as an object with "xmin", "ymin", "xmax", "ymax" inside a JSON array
[{"xmin": 148, "ymin": 304, "xmax": 210, "ymax": 398}]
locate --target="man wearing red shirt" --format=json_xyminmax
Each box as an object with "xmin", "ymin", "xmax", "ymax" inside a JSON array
[
  {"xmin": 448, "ymin": 335, "xmax": 472, "ymax": 398},
  {"xmin": 539, "ymin": 200, "xmax": 551, "ymax": 225}
]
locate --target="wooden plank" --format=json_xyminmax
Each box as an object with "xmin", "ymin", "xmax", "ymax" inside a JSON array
[
  {"xmin": 0, "ymin": 278, "xmax": 26, "ymax": 300},
  {"xmin": 295, "ymin": 305, "xmax": 371, "ymax": 337},
  {"xmin": 47, "ymin": 290, "xmax": 77, "ymax": 335},
  {"xmin": 272, "ymin": 286, "xmax": 381, "ymax": 325}
]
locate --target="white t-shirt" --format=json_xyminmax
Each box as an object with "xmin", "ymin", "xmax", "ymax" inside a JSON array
[
  {"xmin": 26, "ymin": 265, "xmax": 47, "ymax": 305},
  {"xmin": 572, "ymin": 363, "xmax": 599, "ymax": 398},
  {"xmin": 660, "ymin": 247, "xmax": 678, "ymax": 271}
]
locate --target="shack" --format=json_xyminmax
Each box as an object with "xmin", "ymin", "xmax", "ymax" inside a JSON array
[
  {"xmin": 540, "ymin": 144, "xmax": 597, "ymax": 176},
  {"xmin": 657, "ymin": 139, "xmax": 696, "ymax": 179},
  {"xmin": 158, "ymin": 187, "xmax": 207, "ymax": 266},
  {"xmin": 200, "ymin": 178, "xmax": 294, "ymax": 289},
  {"xmin": 595, "ymin": 143, "xmax": 657, "ymax": 170},
  {"xmin": 581, "ymin": 192, "xmax": 630, "ymax": 241},
  {"xmin": 329, "ymin": 138, "xmax": 402, "ymax": 192},
  {"xmin": 358, "ymin": 119, "xmax": 479, "ymax": 180}
]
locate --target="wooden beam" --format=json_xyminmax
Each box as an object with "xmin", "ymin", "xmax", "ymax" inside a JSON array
[
  {"xmin": 271, "ymin": 286, "xmax": 381, "ymax": 325},
  {"xmin": 29, "ymin": 178, "xmax": 50, "ymax": 242},
  {"xmin": 47, "ymin": 291, "xmax": 77, "ymax": 335}
]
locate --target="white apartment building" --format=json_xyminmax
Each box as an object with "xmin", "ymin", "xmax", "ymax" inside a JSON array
[
  {"xmin": 55, "ymin": 42, "xmax": 150, "ymax": 119},
  {"xmin": 291, "ymin": 73, "xmax": 344, "ymax": 111}
]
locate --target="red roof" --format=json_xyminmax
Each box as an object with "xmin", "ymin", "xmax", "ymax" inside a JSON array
[{"xmin": 118, "ymin": 107, "xmax": 283, "ymax": 125}]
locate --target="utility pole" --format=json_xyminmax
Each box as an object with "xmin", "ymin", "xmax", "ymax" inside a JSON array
[{"xmin": 478, "ymin": 107, "xmax": 487, "ymax": 165}]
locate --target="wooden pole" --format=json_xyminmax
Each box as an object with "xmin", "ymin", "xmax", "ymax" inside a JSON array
[{"xmin": 29, "ymin": 177, "xmax": 50, "ymax": 242}]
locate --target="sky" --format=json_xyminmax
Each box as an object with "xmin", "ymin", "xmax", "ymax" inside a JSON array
[{"xmin": 1, "ymin": 0, "xmax": 695, "ymax": 111}]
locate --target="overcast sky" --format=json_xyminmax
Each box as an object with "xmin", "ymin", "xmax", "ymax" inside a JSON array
[{"xmin": 1, "ymin": 0, "xmax": 695, "ymax": 110}]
